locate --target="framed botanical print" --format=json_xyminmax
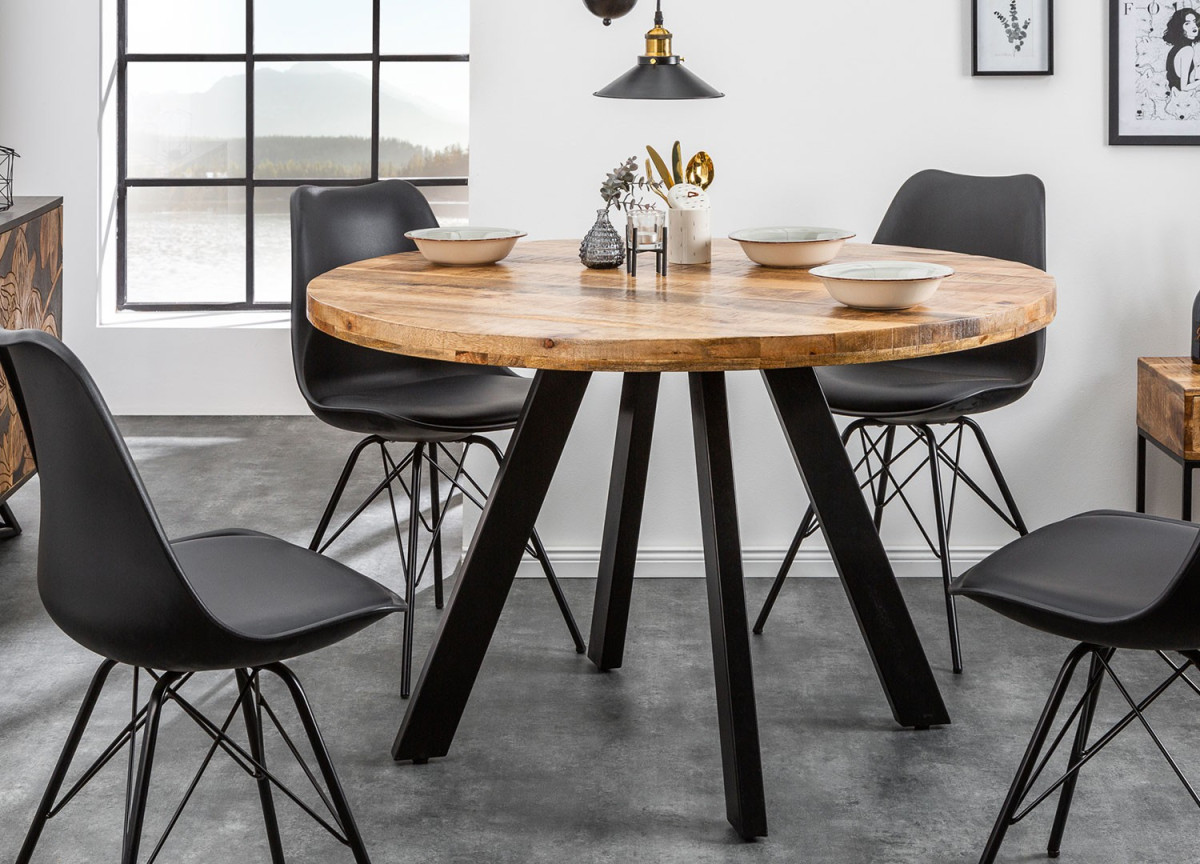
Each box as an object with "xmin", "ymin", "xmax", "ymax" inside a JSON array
[
  {"xmin": 973, "ymin": 0, "xmax": 1054, "ymax": 76},
  {"xmin": 1110, "ymin": 2, "xmax": 1200, "ymax": 144}
]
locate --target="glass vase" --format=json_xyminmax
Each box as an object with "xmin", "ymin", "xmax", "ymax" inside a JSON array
[{"xmin": 580, "ymin": 208, "xmax": 625, "ymax": 269}]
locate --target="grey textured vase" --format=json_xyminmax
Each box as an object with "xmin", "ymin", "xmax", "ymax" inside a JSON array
[{"xmin": 580, "ymin": 208, "xmax": 625, "ymax": 269}]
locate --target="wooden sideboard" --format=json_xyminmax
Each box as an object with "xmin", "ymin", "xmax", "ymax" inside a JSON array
[{"xmin": 0, "ymin": 196, "xmax": 63, "ymax": 537}]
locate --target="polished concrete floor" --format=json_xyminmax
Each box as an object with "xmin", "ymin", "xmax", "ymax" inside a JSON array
[{"xmin": 1, "ymin": 417, "xmax": 1198, "ymax": 863}]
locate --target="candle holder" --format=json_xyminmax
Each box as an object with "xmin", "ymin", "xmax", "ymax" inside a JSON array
[{"xmin": 625, "ymin": 207, "xmax": 667, "ymax": 277}]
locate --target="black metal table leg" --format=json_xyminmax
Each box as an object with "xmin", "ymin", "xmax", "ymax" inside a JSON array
[
  {"xmin": 391, "ymin": 370, "xmax": 592, "ymax": 762},
  {"xmin": 1184, "ymin": 463, "xmax": 1194, "ymax": 522},
  {"xmin": 762, "ymin": 367, "xmax": 950, "ymax": 728},
  {"xmin": 689, "ymin": 372, "xmax": 767, "ymax": 839},
  {"xmin": 1136, "ymin": 431, "xmax": 1147, "ymax": 514},
  {"xmin": 588, "ymin": 372, "xmax": 661, "ymax": 671}
]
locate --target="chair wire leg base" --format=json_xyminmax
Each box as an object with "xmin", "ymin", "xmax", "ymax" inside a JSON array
[
  {"xmin": 237, "ymin": 669, "xmax": 286, "ymax": 864},
  {"xmin": 980, "ymin": 646, "xmax": 1200, "ymax": 864},
  {"xmin": 475, "ymin": 434, "xmax": 585, "ymax": 653},
  {"xmin": 16, "ymin": 659, "xmax": 118, "ymax": 864},
  {"xmin": 752, "ymin": 419, "xmax": 864, "ymax": 634},
  {"xmin": 916, "ymin": 423, "xmax": 962, "ymax": 674}
]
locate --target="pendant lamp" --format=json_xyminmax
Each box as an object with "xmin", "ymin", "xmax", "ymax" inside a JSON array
[{"xmin": 589, "ymin": 0, "xmax": 724, "ymax": 100}]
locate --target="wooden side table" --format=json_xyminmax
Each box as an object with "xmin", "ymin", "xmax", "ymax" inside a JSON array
[{"xmin": 1136, "ymin": 357, "xmax": 1200, "ymax": 519}]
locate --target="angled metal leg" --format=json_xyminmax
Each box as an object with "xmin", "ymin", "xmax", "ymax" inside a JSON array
[
  {"xmin": 16, "ymin": 659, "xmax": 117, "ymax": 864},
  {"xmin": 588, "ymin": 372, "xmax": 660, "ymax": 670},
  {"xmin": 1047, "ymin": 648, "xmax": 1113, "ymax": 858},
  {"xmin": 689, "ymin": 372, "xmax": 767, "ymax": 839},
  {"xmin": 237, "ymin": 669, "xmax": 285, "ymax": 864},
  {"xmin": 962, "ymin": 417, "xmax": 1029, "ymax": 535},
  {"xmin": 1136, "ymin": 431, "xmax": 1147, "ymax": 514},
  {"xmin": 917, "ymin": 424, "xmax": 962, "ymax": 675},
  {"xmin": 400, "ymin": 443, "xmax": 424, "ymax": 700},
  {"xmin": 392, "ymin": 370, "xmax": 591, "ymax": 762},
  {"xmin": 122, "ymin": 671, "xmax": 182, "ymax": 864},
  {"xmin": 310, "ymin": 435, "xmax": 384, "ymax": 551},
  {"xmin": 262, "ymin": 663, "xmax": 373, "ymax": 864},
  {"xmin": 979, "ymin": 643, "xmax": 1094, "ymax": 864},
  {"xmin": 0, "ymin": 499, "xmax": 21, "ymax": 539},
  {"xmin": 1185, "ymin": 463, "xmax": 1195, "ymax": 522},
  {"xmin": 429, "ymin": 445, "xmax": 444, "ymax": 610},
  {"xmin": 762, "ymin": 368, "xmax": 949, "ymax": 729},
  {"xmin": 752, "ymin": 418, "xmax": 864, "ymax": 635}
]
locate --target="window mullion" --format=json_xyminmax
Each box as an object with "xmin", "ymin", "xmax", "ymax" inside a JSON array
[{"xmin": 245, "ymin": 0, "xmax": 256, "ymax": 305}]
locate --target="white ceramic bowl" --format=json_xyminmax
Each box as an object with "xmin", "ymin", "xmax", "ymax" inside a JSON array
[
  {"xmin": 809, "ymin": 260, "xmax": 954, "ymax": 310},
  {"xmin": 728, "ymin": 226, "xmax": 855, "ymax": 268},
  {"xmin": 404, "ymin": 227, "xmax": 526, "ymax": 266}
]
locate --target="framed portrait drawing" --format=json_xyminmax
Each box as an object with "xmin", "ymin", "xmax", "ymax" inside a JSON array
[
  {"xmin": 973, "ymin": 0, "xmax": 1054, "ymax": 75},
  {"xmin": 1110, "ymin": 2, "xmax": 1200, "ymax": 144}
]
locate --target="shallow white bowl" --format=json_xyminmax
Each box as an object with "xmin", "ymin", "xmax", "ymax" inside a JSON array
[
  {"xmin": 404, "ymin": 227, "xmax": 526, "ymax": 266},
  {"xmin": 809, "ymin": 260, "xmax": 954, "ymax": 310},
  {"xmin": 728, "ymin": 226, "xmax": 855, "ymax": 268}
]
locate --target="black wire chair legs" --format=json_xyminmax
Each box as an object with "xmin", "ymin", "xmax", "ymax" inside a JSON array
[
  {"xmin": 915, "ymin": 423, "xmax": 962, "ymax": 674},
  {"xmin": 18, "ymin": 664, "xmax": 375, "ymax": 864},
  {"xmin": 977, "ymin": 646, "xmax": 1200, "ymax": 864},
  {"xmin": 473, "ymin": 434, "xmax": 585, "ymax": 655},
  {"xmin": 261, "ymin": 662, "xmax": 374, "ymax": 864},
  {"xmin": 753, "ymin": 417, "xmax": 1028, "ymax": 674},
  {"xmin": 16, "ymin": 659, "xmax": 118, "ymax": 864},
  {"xmin": 312, "ymin": 433, "xmax": 584, "ymax": 699},
  {"xmin": 236, "ymin": 668, "xmax": 286, "ymax": 864}
]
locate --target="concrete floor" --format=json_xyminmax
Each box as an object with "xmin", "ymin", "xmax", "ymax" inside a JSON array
[{"xmin": 1, "ymin": 417, "xmax": 1198, "ymax": 863}]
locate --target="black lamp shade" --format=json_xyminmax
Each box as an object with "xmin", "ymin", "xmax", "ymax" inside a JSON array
[{"xmin": 594, "ymin": 61, "xmax": 723, "ymax": 99}]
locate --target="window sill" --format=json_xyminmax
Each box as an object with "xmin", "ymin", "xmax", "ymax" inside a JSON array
[{"xmin": 99, "ymin": 307, "xmax": 291, "ymax": 330}]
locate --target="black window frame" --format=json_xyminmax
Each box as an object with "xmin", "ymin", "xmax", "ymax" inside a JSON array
[{"xmin": 116, "ymin": 0, "xmax": 469, "ymax": 311}]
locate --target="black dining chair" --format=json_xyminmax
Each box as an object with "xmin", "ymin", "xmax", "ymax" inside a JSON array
[
  {"xmin": 753, "ymin": 169, "xmax": 1047, "ymax": 673},
  {"xmin": 3, "ymin": 328, "xmax": 403, "ymax": 864},
  {"xmin": 952, "ymin": 509, "xmax": 1200, "ymax": 862},
  {"xmin": 291, "ymin": 180, "xmax": 584, "ymax": 699}
]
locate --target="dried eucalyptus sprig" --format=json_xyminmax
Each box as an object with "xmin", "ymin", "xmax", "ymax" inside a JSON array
[{"xmin": 599, "ymin": 156, "xmax": 664, "ymax": 212}]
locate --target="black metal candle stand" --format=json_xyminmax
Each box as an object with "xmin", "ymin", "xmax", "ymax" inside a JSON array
[{"xmin": 625, "ymin": 223, "xmax": 667, "ymax": 277}]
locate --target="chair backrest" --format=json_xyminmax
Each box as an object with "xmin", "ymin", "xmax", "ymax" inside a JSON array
[
  {"xmin": 0, "ymin": 329, "xmax": 231, "ymax": 667},
  {"xmin": 873, "ymin": 169, "xmax": 1048, "ymax": 377},
  {"xmin": 290, "ymin": 180, "xmax": 447, "ymax": 407}
]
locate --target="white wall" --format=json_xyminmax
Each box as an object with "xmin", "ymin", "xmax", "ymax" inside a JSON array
[{"xmin": 0, "ymin": 1, "xmax": 1191, "ymax": 569}]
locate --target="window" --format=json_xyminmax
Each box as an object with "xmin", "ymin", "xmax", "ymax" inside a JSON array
[{"xmin": 117, "ymin": 0, "xmax": 469, "ymax": 310}]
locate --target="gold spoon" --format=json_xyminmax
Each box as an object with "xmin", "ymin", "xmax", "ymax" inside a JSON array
[{"xmin": 685, "ymin": 151, "xmax": 714, "ymax": 190}]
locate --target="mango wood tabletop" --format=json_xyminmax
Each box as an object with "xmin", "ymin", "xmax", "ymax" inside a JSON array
[
  {"xmin": 307, "ymin": 239, "xmax": 1056, "ymax": 841},
  {"xmin": 307, "ymin": 239, "xmax": 1056, "ymax": 372}
]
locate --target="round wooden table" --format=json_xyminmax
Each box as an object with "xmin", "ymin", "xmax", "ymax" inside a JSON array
[{"xmin": 309, "ymin": 239, "xmax": 1056, "ymax": 839}]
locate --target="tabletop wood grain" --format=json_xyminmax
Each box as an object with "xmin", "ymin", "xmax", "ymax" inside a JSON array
[{"xmin": 307, "ymin": 239, "xmax": 1056, "ymax": 372}]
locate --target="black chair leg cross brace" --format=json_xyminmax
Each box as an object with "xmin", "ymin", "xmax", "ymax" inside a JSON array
[{"xmin": 2, "ymin": 329, "xmax": 404, "ymax": 862}]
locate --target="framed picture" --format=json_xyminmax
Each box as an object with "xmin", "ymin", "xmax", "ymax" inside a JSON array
[
  {"xmin": 1110, "ymin": 2, "xmax": 1200, "ymax": 144},
  {"xmin": 972, "ymin": 0, "xmax": 1054, "ymax": 76}
]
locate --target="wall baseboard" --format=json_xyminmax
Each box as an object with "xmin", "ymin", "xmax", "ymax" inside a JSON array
[{"xmin": 510, "ymin": 545, "xmax": 1000, "ymax": 579}]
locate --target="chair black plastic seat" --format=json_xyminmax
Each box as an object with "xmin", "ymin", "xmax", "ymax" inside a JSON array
[
  {"xmin": 815, "ymin": 353, "xmax": 1037, "ymax": 424},
  {"xmin": 171, "ymin": 530, "xmax": 404, "ymax": 670},
  {"xmin": 310, "ymin": 369, "xmax": 532, "ymax": 440},
  {"xmin": 952, "ymin": 510, "xmax": 1200, "ymax": 650}
]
